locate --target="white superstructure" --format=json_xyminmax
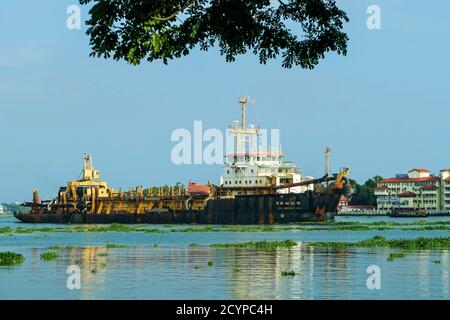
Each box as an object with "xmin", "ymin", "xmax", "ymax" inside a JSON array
[
  {"xmin": 0, "ymin": 204, "xmax": 5, "ymax": 214},
  {"xmin": 220, "ymin": 97, "xmax": 314, "ymax": 195}
]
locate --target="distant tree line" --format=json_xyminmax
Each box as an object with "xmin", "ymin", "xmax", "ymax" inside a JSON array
[{"xmin": 348, "ymin": 176, "xmax": 384, "ymax": 206}]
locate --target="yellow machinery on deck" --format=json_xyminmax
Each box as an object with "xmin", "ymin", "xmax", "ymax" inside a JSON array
[{"xmin": 29, "ymin": 155, "xmax": 209, "ymax": 214}]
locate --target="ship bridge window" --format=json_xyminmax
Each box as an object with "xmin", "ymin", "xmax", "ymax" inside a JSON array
[{"xmin": 227, "ymin": 170, "xmax": 229, "ymax": 174}]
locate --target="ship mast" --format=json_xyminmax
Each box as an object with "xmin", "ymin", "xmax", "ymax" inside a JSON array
[
  {"xmin": 324, "ymin": 145, "xmax": 334, "ymax": 176},
  {"xmin": 233, "ymin": 96, "xmax": 256, "ymax": 155},
  {"xmin": 238, "ymin": 96, "xmax": 250, "ymax": 130}
]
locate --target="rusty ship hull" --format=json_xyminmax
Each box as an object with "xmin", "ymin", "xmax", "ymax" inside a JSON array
[{"xmin": 14, "ymin": 192, "xmax": 340, "ymax": 224}]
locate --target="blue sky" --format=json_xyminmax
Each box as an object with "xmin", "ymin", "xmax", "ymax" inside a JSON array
[{"xmin": 0, "ymin": 0, "xmax": 449, "ymax": 202}]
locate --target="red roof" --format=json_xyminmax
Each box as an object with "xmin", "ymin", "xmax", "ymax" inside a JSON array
[
  {"xmin": 440, "ymin": 169, "xmax": 450, "ymax": 171},
  {"xmin": 379, "ymin": 176, "xmax": 440, "ymax": 183},
  {"xmin": 444, "ymin": 177, "xmax": 450, "ymax": 181},
  {"xmin": 408, "ymin": 168, "xmax": 429, "ymax": 173},
  {"xmin": 188, "ymin": 182, "xmax": 211, "ymax": 194},
  {"xmin": 374, "ymin": 186, "xmax": 389, "ymax": 190},
  {"xmin": 399, "ymin": 191, "xmax": 416, "ymax": 197}
]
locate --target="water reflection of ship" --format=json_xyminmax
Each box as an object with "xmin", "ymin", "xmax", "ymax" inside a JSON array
[
  {"xmin": 220, "ymin": 245, "xmax": 352, "ymax": 299},
  {"xmin": 65, "ymin": 246, "xmax": 109, "ymax": 299}
]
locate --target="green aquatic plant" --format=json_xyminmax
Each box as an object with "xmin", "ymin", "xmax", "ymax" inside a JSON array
[
  {"xmin": 90, "ymin": 223, "xmax": 136, "ymax": 232},
  {"xmin": 310, "ymin": 236, "xmax": 450, "ymax": 250},
  {"xmin": 105, "ymin": 244, "xmax": 128, "ymax": 249},
  {"xmin": 14, "ymin": 227, "xmax": 33, "ymax": 234},
  {"xmin": 48, "ymin": 246, "xmax": 65, "ymax": 250},
  {"xmin": 91, "ymin": 268, "xmax": 97, "ymax": 274},
  {"xmin": 48, "ymin": 245, "xmax": 74, "ymax": 250},
  {"xmin": 177, "ymin": 226, "xmax": 219, "ymax": 233},
  {"xmin": 333, "ymin": 225, "xmax": 373, "ymax": 231},
  {"xmin": 232, "ymin": 268, "xmax": 240, "ymax": 273},
  {"xmin": 281, "ymin": 270, "xmax": 297, "ymax": 277},
  {"xmin": 40, "ymin": 251, "xmax": 59, "ymax": 261},
  {"xmin": 142, "ymin": 228, "xmax": 169, "ymax": 233},
  {"xmin": 189, "ymin": 243, "xmax": 199, "ymax": 247},
  {"xmin": 211, "ymin": 240, "xmax": 297, "ymax": 249},
  {"xmin": 433, "ymin": 259, "xmax": 441, "ymax": 264},
  {"xmin": 207, "ymin": 260, "xmax": 215, "ymax": 267},
  {"xmin": 0, "ymin": 227, "xmax": 12, "ymax": 234},
  {"xmin": 194, "ymin": 265, "xmax": 201, "ymax": 270},
  {"xmin": 387, "ymin": 252, "xmax": 408, "ymax": 261},
  {"xmin": 9, "ymin": 219, "xmax": 450, "ymax": 234},
  {"xmin": 0, "ymin": 252, "xmax": 25, "ymax": 266},
  {"xmin": 97, "ymin": 252, "xmax": 108, "ymax": 257}
]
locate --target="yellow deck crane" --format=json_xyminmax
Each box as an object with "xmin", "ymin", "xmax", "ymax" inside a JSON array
[{"xmin": 333, "ymin": 167, "xmax": 350, "ymax": 190}]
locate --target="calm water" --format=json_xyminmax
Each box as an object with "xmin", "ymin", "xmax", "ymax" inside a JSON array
[{"xmin": 1, "ymin": 214, "xmax": 450, "ymax": 300}]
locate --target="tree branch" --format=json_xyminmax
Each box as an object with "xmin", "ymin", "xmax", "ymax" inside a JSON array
[{"xmin": 151, "ymin": 1, "xmax": 197, "ymax": 21}]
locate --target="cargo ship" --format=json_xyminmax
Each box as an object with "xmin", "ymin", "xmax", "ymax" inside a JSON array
[{"xmin": 15, "ymin": 97, "xmax": 350, "ymax": 224}]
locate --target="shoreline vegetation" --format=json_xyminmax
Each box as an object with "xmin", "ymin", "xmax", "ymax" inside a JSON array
[{"xmin": 2, "ymin": 220, "xmax": 450, "ymax": 234}]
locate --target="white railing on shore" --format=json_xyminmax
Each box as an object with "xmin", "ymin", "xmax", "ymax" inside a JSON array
[
  {"xmin": 338, "ymin": 209, "xmax": 450, "ymax": 216},
  {"xmin": 338, "ymin": 209, "xmax": 390, "ymax": 216}
]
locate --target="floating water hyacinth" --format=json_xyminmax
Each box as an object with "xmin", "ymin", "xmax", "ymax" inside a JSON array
[
  {"xmin": 0, "ymin": 252, "xmax": 25, "ymax": 266},
  {"xmin": 40, "ymin": 251, "xmax": 59, "ymax": 261},
  {"xmin": 281, "ymin": 270, "xmax": 298, "ymax": 277},
  {"xmin": 211, "ymin": 240, "xmax": 297, "ymax": 249}
]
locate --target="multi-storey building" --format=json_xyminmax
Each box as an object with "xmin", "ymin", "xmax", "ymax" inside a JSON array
[
  {"xmin": 441, "ymin": 169, "xmax": 450, "ymax": 210},
  {"xmin": 375, "ymin": 169, "xmax": 443, "ymax": 210}
]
